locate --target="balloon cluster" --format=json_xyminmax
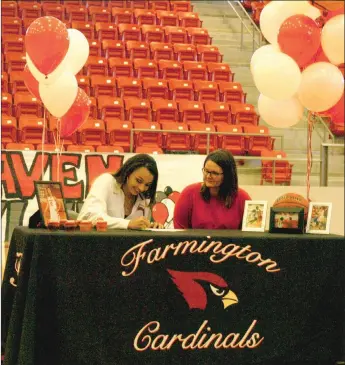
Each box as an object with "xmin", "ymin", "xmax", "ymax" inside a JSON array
[
  {"xmin": 251, "ymin": 1, "xmax": 344, "ymax": 128},
  {"xmin": 23, "ymin": 17, "xmax": 91, "ymax": 138}
]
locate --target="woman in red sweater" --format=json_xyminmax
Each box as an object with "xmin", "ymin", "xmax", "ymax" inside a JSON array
[{"xmin": 173, "ymin": 149, "xmax": 251, "ymax": 229}]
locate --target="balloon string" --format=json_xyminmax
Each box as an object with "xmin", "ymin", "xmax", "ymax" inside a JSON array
[
  {"xmin": 41, "ymin": 107, "xmax": 46, "ymax": 181},
  {"xmin": 306, "ymin": 111, "xmax": 314, "ymax": 202}
]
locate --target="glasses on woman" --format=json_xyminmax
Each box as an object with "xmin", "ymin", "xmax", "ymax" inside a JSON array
[{"xmin": 202, "ymin": 168, "xmax": 223, "ymax": 178}]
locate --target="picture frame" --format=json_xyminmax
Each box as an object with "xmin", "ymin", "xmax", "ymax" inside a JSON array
[
  {"xmin": 34, "ymin": 181, "xmax": 68, "ymax": 227},
  {"xmin": 269, "ymin": 207, "xmax": 304, "ymax": 234},
  {"xmin": 242, "ymin": 200, "xmax": 268, "ymax": 232},
  {"xmin": 306, "ymin": 202, "xmax": 332, "ymax": 234}
]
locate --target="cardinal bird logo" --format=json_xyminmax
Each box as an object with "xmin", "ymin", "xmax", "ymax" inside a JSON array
[{"xmin": 167, "ymin": 269, "xmax": 238, "ymax": 310}]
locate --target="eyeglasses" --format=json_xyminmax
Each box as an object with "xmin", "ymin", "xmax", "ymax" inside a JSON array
[{"xmin": 202, "ymin": 168, "xmax": 223, "ymax": 177}]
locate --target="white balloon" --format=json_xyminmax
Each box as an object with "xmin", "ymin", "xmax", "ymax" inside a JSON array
[
  {"xmin": 304, "ymin": 4, "xmax": 322, "ymax": 20},
  {"xmin": 27, "ymin": 53, "xmax": 66, "ymax": 86},
  {"xmin": 321, "ymin": 14, "xmax": 344, "ymax": 65},
  {"xmin": 161, "ymin": 198, "xmax": 175, "ymax": 223},
  {"xmin": 298, "ymin": 62, "xmax": 344, "ymax": 112},
  {"xmin": 250, "ymin": 44, "xmax": 280, "ymax": 74},
  {"xmin": 252, "ymin": 52, "xmax": 301, "ymax": 100},
  {"xmin": 258, "ymin": 94, "xmax": 304, "ymax": 128},
  {"xmin": 39, "ymin": 71, "xmax": 78, "ymax": 117}
]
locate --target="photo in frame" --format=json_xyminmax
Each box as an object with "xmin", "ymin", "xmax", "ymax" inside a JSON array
[
  {"xmin": 242, "ymin": 200, "xmax": 267, "ymax": 232},
  {"xmin": 306, "ymin": 202, "xmax": 332, "ymax": 234},
  {"xmin": 34, "ymin": 181, "xmax": 68, "ymax": 227},
  {"xmin": 269, "ymin": 207, "xmax": 304, "ymax": 234}
]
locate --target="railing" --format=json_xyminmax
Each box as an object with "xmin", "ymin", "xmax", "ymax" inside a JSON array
[
  {"xmin": 320, "ymin": 143, "xmax": 345, "ymax": 186},
  {"xmin": 312, "ymin": 113, "xmax": 335, "ymax": 144},
  {"xmin": 225, "ymin": 0, "xmax": 264, "ymax": 51},
  {"xmin": 129, "ymin": 128, "xmax": 284, "ymax": 153}
]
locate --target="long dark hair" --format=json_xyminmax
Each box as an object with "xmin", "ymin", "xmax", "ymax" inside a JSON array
[
  {"xmin": 200, "ymin": 149, "xmax": 238, "ymax": 208},
  {"xmin": 113, "ymin": 154, "xmax": 158, "ymax": 206}
]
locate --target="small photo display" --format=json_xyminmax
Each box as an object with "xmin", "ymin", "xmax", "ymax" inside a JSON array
[
  {"xmin": 242, "ymin": 201, "xmax": 267, "ymax": 232},
  {"xmin": 306, "ymin": 202, "xmax": 332, "ymax": 234},
  {"xmin": 34, "ymin": 181, "xmax": 68, "ymax": 227},
  {"xmin": 269, "ymin": 207, "xmax": 304, "ymax": 234}
]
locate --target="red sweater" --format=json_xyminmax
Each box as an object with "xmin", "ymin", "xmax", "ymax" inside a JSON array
[{"xmin": 173, "ymin": 183, "xmax": 251, "ymax": 229}]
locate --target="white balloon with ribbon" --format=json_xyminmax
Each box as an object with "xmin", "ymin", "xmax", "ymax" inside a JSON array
[
  {"xmin": 321, "ymin": 14, "xmax": 344, "ymax": 66},
  {"xmin": 250, "ymin": 44, "xmax": 281, "ymax": 74},
  {"xmin": 39, "ymin": 71, "xmax": 78, "ymax": 118}
]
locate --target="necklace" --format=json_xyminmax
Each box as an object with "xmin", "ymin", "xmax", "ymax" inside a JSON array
[{"xmin": 124, "ymin": 194, "xmax": 135, "ymax": 215}]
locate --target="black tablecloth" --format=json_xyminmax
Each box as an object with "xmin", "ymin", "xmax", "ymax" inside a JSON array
[{"xmin": 2, "ymin": 227, "xmax": 345, "ymax": 365}]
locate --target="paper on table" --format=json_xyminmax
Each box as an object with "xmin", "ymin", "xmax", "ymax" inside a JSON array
[{"xmin": 145, "ymin": 228, "xmax": 186, "ymax": 231}]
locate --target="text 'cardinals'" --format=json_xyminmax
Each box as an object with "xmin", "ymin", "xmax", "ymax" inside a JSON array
[{"xmin": 121, "ymin": 237, "xmax": 281, "ymax": 276}]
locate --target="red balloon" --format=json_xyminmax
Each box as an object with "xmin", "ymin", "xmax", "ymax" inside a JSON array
[
  {"xmin": 302, "ymin": 46, "xmax": 330, "ymax": 70},
  {"xmin": 60, "ymin": 88, "xmax": 90, "ymax": 138},
  {"xmin": 151, "ymin": 202, "xmax": 169, "ymax": 225},
  {"xmin": 168, "ymin": 191, "xmax": 181, "ymax": 204},
  {"xmin": 23, "ymin": 64, "xmax": 40, "ymax": 100},
  {"xmin": 320, "ymin": 93, "xmax": 344, "ymax": 125},
  {"xmin": 278, "ymin": 15, "xmax": 321, "ymax": 68},
  {"xmin": 25, "ymin": 16, "xmax": 69, "ymax": 76}
]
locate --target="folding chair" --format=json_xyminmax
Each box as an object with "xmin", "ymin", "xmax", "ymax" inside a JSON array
[
  {"xmin": 169, "ymin": 79, "xmax": 194, "ymax": 100},
  {"xmin": 150, "ymin": 42, "xmax": 174, "ymax": 61}
]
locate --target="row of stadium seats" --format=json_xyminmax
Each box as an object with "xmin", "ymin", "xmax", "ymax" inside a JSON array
[
  {"xmin": 2, "ymin": 114, "xmax": 274, "ymax": 155},
  {"xmin": 2, "ymin": 3, "xmax": 199, "ymax": 26}
]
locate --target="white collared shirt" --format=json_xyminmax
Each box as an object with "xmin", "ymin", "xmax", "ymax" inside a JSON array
[{"xmin": 78, "ymin": 173, "xmax": 150, "ymax": 229}]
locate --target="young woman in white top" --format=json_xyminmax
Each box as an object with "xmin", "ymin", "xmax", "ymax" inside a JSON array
[{"xmin": 78, "ymin": 154, "xmax": 163, "ymax": 230}]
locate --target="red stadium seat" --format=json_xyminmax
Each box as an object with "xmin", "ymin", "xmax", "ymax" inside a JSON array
[
  {"xmin": 95, "ymin": 22, "xmax": 118, "ymax": 41},
  {"xmin": 142, "ymin": 79, "xmax": 169, "ymax": 99},
  {"xmin": 170, "ymin": 1, "xmax": 193, "ymax": 12},
  {"xmin": 125, "ymin": 98, "xmax": 152, "ymax": 122},
  {"xmin": 2, "ymin": 35, "xmax": 25, "ymax": 53},
  {"xmin": 89, "ymin": 6, "xmax": 111, "ymax": 23},
  {"xmin": 134, "ymin": 9, "xmax": 156, "ymax": 25},
  {"xmin": 219, "ymin": 82, "xmax": 246, "ymax": 103},
  {"xmin": 48, "ymin": 117, "xmax": 78, "ymax": 146},
  {"xmin": 183, "ymin": 61, "xmax": 208, "ymax": 80},
  {"xmin": 102, "ymin": 40, "xmax": 126, "ymax": 58},
  {"xmin": 193, "ymin": 80, "xmax": 219, "ymax": 101},
  {"xmin": 207, "ymin": 62, "xmax": 234, "ymax": 82},
  {"xmin": 244, "ymin": 125, "xmax": 275, "ymax": 156},
  {"xmin": 88, "ymin": 39, "xmax": 102, "ymax": 57},
  {"xmin": 18, "ymin": 2, "xmax": 42, "ymax": 19},
  {"xmin": 76, "ymin": 75, "xmax": 91, "ymax": 96},
  {"xmin": 14, "ymin": 93, "xmax": 42, "ymax": 118},
  {"xmin": 42, "ymin": 3, "xmax": 65, "ymax": 20},
  {"xmin": 67, "ymin": 145, "xmax": 95, "ymax": 153},
  {"xmin": 108, "ymin": 58, "xmax": 134, "ymax": 77},
  {"xmin": 133, "ymin": 121, "xmax": 162, "ymax": 148},
  {"xmin": 1, "ymin": 115, "xmax": 17, "ymax": 143},
  {"xmin": 128, "ymin": 0, "xmax": 149, "ymax": 9},
  {"xmin": 151, "ymin": 99, "xmax": 179, "ymax": 122},
  {"xmin": 36, "ymin": 144, "xmax": 64, "ymax": 152},
  {"xmin": 112, "ymin": 8, "xmax": 133, "ymax": 24},
  {"xmin": 161, "ymin": 121, "xmax": 192, "ymax": 151},
  {"xmin": 66, "ymin": 5, "xmax": 88, "ymax": 21},
  {"xmin": 9, "ymin": 71, "xmax": 27, "ymax": 94},
  {"xmin": 178, "ymin": 100, "xmax": 205, "ymax": 124},
  {"xmin": 164, "ymin": 26, "xmax": 188, "ymax": 44},
  {"xmin": 91, "ymin": 75, "xmax": 117, "ymax": 97},
  {"xmin": 173, "ymin": 43, "xmax": 197, "ymax": 62},
  {"xmin": 117, "ymin": 77, "xmax": 143, "ymax": 98},
  {"xmin": 2, "ymin": 73, "xmax": 9, "ymax": 93},
  {"xmin": 169, "ymin": 79, "xmax": 194, "ymax": 100},
  {"xmin": 18, "ymin": 115, "xmax": 47, "ymax": 144},
  {"xmin": 71, "ymin": 21, "xmax": 95, "ymax": 39},
  {"xmin": 78, "ymin": 118, "xmax": 106, "ymax": 147},
  {"xmin": 232, "ymin": 103, "xmax": 259, "ymax": 126},
  {"xmin": 149, "ymin": 1, "xmax": 170, "ymax": 11},
  {"xmin": 135, "ymin": 146, "xmax": 163, "ymax": 154},
  {"xmin": 96, "ymin": 145, "xmax": 124, "ymax": 153},
  {"xmin": 108, "ymin": 0, "xmax": 126, "ymax": 7},
  {"xmin": 5, "ymin": 53, "xmax": 26, "ymax": 73},
  {"xmin": 204, "ymin": 101, "xmax": 231, "ymax": 124},
  {"xmin": 6, "ymin": 142, "xmax": 35, "ymax": 151},
  {"xmin": 261, "ymin": 150, "xmax": 293, "ymax": 185},
  {"xmin": 1, "ymin": 2, "xmax": 18, "ymax": 18},
  {"xmin": 216, "ymin": 124, "xmax": 245, "ymax": 156},
  {"xmin": 1, "ymin": 17, "xmax": 22, "ymax": 35},
  {"xmin": 156, "ymin": 10, "xmax": 179, "ymax": 26},
  {"xmin": 118, "ymin": 24, "xmax": 141, "ymax": 41},
  {"xmin": 141, "ymin": 25, "xmax": 165, "ymax": 42},
  {"xmin": 126, "ymin": 41, "xmax": 150, "ymax": 59},
  {"xmin": 178, "ymin": 12, "xmax": 202, "ymax": 28},
  {"xmin": 2, "ymin": 93, "xmax": 13, "ymax": 116},
  {"xmin": 98, "ymin": 96, "xmax": 124, "ymax": 120},
  {"xmin": 197, "ymin": 45, "xmax": 223, "ymax": 63},
  {"xmin": 84, "ymin": 56, "xmax": 108, "ymax": 76},
  {"xmin": 158, "ymin": 60, "xmax": 183, "ymax": 79},
  {"xmin": 106, "ymin": 119, "xmax": 133, "ymax": 152},
  {"xmin": 150, "ymin": 42, "xmax": 174, "ymax": 61},
  {"xmin": 187, "ymin": 27, "xmax": 211, "ymax": 45},
  {"xmin": 133, "ymin": 59, "xmax": 159, "ymax": 78},
  {"xmin": 188, "ymin": 122, "xmax": 216, "ymax": 153}
]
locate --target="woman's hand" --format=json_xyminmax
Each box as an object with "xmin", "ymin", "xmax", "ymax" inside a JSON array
[
  {"xmin": 150, "ymin": 222, "xmax": 165, "ymax": 229},
  {"xmin": 128, "ymin": 217, "xmax": 151, "ymax": 230}
]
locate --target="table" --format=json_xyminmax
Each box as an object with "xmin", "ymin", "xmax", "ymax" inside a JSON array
[{"xmin": 2, "ymin": 227, "xmax": 345, "ymax": 365}]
